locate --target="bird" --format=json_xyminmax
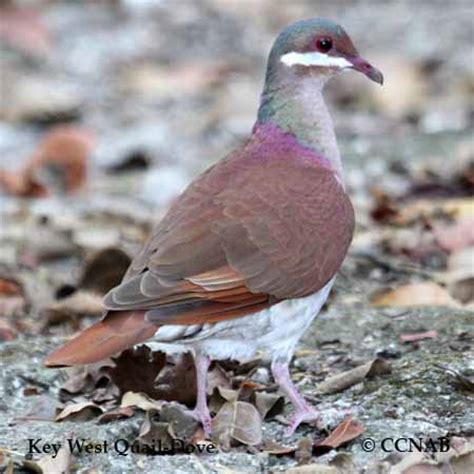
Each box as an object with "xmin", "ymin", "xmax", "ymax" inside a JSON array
[{"xmin": 46, "ymin": 18, "xmax": 383, "ymax": 437}]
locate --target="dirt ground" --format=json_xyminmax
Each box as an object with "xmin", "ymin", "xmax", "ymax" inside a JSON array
[{"xmin": 0, "ymin": 1, "xmax": 473, "ymax": 473}]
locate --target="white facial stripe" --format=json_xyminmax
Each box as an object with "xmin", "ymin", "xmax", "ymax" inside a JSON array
[{"xmin": 280, "ymin": 51, "xmax": 352, "ymax": 69}]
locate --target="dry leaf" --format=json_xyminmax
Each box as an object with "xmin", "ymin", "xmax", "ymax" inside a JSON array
[
  {"xmin": 43, "ymin": 290, "xmax": 104, "ymax": 326},
  {"xmin": 262, "ymin": 440, "xmax": 296, "ymax": 455},
  {"xmin": 36, "ymin": 445, "xmax": 71, "ymax": 474},
  {"xmin": 55, "ymin": 402, "xmax": 103, "ymax": 422},
  {"xmin": 153, "ymin": 352, "xmax": 197, "ymax": 405},
  {"xmin": 400, "ymin": 331, "xmax": 438, "ymax": 343},
  {"xmin": 0, "ymin": 276, "xmax": 26, "ymax": 318},
  {"xmin": 371, "ymin": 282, "xmax": 460, "ymax": 308},
  {"xmin": 158, "ymin": 403, "xmax": 199, "ymax": 441},
  {"xmin": 136, "ymin": 409, "xmax": 173, "ymax": 453},
  {"xmin": 109, "ymin": 346, "xmax": 166, "ymax": 398},
  {"xmin": 314, "ymin": 417, "xmax": 365, "ymax": 454},
  {"xmin": 212, "ymin": 401, "xmax": 262, "ymax": 448},
  {"xmin": 120, "ymin": 391, "xmax": 164, "ymax": 411},
  {"xmin": 317, "ymin": 358, "xmax": 391, "ymax": 394},
  {"xmin": 98, "ymin": 406, "xmax": 135, "ymax": 424},
  {"xmin": 78, "ymin": 247, "xmax": 131, "ymax": 294},
  {"xmin": 285, "ymin": 465, "xmax": 338, "ymax": 474},
  {"xmin": 254, "ymin": 392, "xmax": 285, "ymax": 420}
]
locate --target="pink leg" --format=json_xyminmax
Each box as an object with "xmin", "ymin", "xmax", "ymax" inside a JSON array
[
  {"xmin": 272, "ymin": 361, "xmax": 319, "ymax": 436},
  {"xmin": 189, "ymin": 353, "xmax": 212, "ymax": 437}
]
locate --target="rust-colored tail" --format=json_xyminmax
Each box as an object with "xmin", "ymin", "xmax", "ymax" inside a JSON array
[{"xmin": 45, "ymin": 311, "xmax": 158, "ymax": 367}]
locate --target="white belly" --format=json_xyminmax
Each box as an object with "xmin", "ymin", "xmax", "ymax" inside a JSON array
[{"xmin": 145, "ymin": 278, "xmax": 334, "ymax": 363}]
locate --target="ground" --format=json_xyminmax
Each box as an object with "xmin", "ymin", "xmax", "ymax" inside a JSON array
[{"xmin": 0, "ymin": 1, "xmax": 473, "ymax": 473}]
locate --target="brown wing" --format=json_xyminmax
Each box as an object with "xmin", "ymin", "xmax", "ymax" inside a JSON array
[{"xmin": 103, "ymin": 145, "xmax": 354, "ymax": 326}]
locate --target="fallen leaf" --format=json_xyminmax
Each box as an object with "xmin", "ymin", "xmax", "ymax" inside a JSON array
[
  {"xmin": 153, "ymin": 352, "xmax": 197, "ymax": 406},
  {"xmin": 55, "ymin": 402, "xmax": 103, "ymax": 422},
  {"xmin": 43, "ymin": 290, "xmax": 103, "ymax": 326},
  {"xmin": 33, "ymin": 441, "xmax": 72, "ymax": 474},
  {"xmin": 435, "ymin": 365, "xmax": 474, "ymax": 392},
  {"xmin": 98, "ymin": 406, "xmax": 135, "ymax": 424},
  {"xmin": 295, "ymin": 436, "xmax": 313, "ymax": 465},
  {"xmin": 212, "ymin": 401, "xmax": 262, "ymax": 448},
  {"xmin": 120, "ymin": 391, "xmax": 164, "ymax": 411},
  {"xmin": 317, "ymin": 358, "xmax": 392, "ymax": 394},
  {"xmin": 371, "ymin": 282, "xmax": 460, "ymax": 308},
  {"xmin": 262, "ymin": 440, "xmax": 296, "ymax": 455},
  {"xmin": 400, "ymin": 331, "xmax": 438, "ymax": 343},
  {"xmin": 109, "ymin": 346, "xmax": 166, "ymax": 398},
  {"xmin": 314, "ymin": 417, "xmax": 365, "ymax": 454},
  {"xmin": 207, "ymin": 363, "xmax": 232, "ymax": 396},
  {"xmin": 285, "ymin": 465, "xmax": 338, "ymax": 474},
  {"xmin": 254, "ymin": 391, "xmax": 285, "ymax": 420},
  {"xmin": 78, "ymin": 247, "xmax": 131, "ymax": 295},
  {"xmin": 158, "ymin": 403, "xmax": 199, "ymax": 441},
  {"xmin": 0, "ymin": 276, "xmax": 26, "ymax": 318},
  {"xmin": 135, "ymin": 409, "xmax": 173, "ymax": 453},
  {"xmin": 58, "ymin": 361, "xmax": 115, "ymax": 402}
]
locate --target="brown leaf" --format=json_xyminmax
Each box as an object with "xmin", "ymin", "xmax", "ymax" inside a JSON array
[
  {"xmin": 371, "ymin": 282, "xmax": 460, "ymax": 308},
  {"xmin": 78, "ymin": 248, "xmax": 131, "ymax": 295},
  {"xmin": 212, "ymin": 401, "xmax": 262, "ymax": 448},
  {"xmin": 34, "ymin": 441, "xmax": 72, "ymax": 474},
  {"xmin": 207, "ymin": 363, "xmax": 232, "ymax": 396},
  {"xmin": 98, "ymin": 406, "xmax": 135, "ymax": 424},
  {"xmin": 400, "ymin": 330, "xmax": 438, "ymax": 343},
  {"xmin": 317, "ymin": 358, "xmax": 392, "ymax": 394},
  {"xmin": 158, "ymin": 403, "xmax": 199, "ymax": 441},
  {"xmin": 153, "ymin": 352, "xmax": 197, "ymax": 406},
  {"xmin": 28, "ymin": 126, "xmax": 93, "ymax": 197},
  {"xmin": 58, "ymin": 361, "xmax": 115, "ymax": 402},
  {"xmin": 43, "ymin": 291, "xmax": 104, "ymax": 327},
  {"xmin": 136, "ymin": 409, "xmax": 173, "ymax": 453},
  {"xmin": 314, "ymin": 417, "xmax": 365, "ymax": 454},
  {"xmin": 285, "ymin": 465, "xmax": 338, "ymax": 474},
  {"xmin": 435, "ymin": 365, "xmax": 474, "ymax": 392},
  {"xmin": 262, "ymin": 440, "xmax": 296, "ymax": 455},
  {"xmin": 120, "ymin": 391, "xmax": 164, "ymax": 411},
  {"xmin": 254, "ymin": 391, "xmax": 285, "ymax": 420},
  {"xmin": 0, "ymin": 276, "xmax": 26, "ymax": 319},
  {"xmin": 55, "ymin": 402, "xmax": 103, "ymax": 422},
  {"xmin": 109, "ymin": 346, "xmax": 166, "ymax": 399}
]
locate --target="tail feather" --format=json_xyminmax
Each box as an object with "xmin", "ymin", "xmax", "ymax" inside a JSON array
[{"xmin": 45, "ymin": 311, "xmax": 158, "ymax": 367}]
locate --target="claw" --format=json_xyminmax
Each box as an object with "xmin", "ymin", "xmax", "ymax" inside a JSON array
[
  {"xmin": 189, "ymin": 407, "xmax": 213, "ymax": 438},
  {"xmin": 284, "ymin": 408, "xmax": 320, "ymax": 437}
]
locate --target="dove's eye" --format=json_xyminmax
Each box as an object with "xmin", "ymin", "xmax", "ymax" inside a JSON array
[{"xmin": 316, "ymin": 37, "xmax": 332, "ymax": 52}]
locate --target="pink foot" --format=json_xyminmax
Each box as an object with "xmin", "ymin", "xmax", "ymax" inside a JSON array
[
  {"xmin": 272, "ymin": 360, "xmax": 321, "ymax": 436},
  {"xmin": 189, "ymin": 407, "xmax": 213, "ymax": 438},
  {"xmin": 284, "ymin": 407, "xmax": 320, "ymax": 437},
  {"xmin": 191, "ymin": 353, "xmax": 212, "ymax": 438}
]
